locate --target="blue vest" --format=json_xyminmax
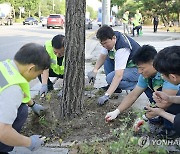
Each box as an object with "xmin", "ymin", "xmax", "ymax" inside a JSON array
[{"xmin": 113, "ymin": 31, "xmax": 140, "ymax": 63}]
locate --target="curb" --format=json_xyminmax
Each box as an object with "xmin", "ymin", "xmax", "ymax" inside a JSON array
[{"xmin": 86, "ymin": 31, "xmax": 96, "ymax": 40}]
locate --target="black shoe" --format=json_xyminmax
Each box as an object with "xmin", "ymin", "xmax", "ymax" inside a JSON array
[
  {"xmin": 100, "ymin": 85, "xmax": 110, "ymax": 90},
  {"xmin": 157, "ymin": 127, "xmax": 178, "ymax": 139},
  {"xmin": 114, "ymin": 88, "xmax": 122, "ymax": 93},
  {"xmin": 100, "ymin": 85, "xmax": 122, "ymax": 93},
  {"xmin": 48, "ymin": 84, "xmax": 54, "ymax": 91}
]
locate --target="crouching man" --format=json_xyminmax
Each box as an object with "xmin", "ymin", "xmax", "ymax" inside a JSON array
[{"xmin": 0, "ymin": 43, "xmax": 50, "ymax": 153}]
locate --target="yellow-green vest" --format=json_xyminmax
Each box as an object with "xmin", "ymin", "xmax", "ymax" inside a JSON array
[
  {"xmin": 132, "ymin": 19, "xmax": 140, "ymax": 27},
  {"xmin": 135, "ymin": 13, "xmax": 142, "ymax": 23},
  {"xmin": 0, "ymin": 60, "xmax": 31, "ymax": 103},
  {"xmin": 45, "ymin": 40, "xmax": 64, "ymax": 75},
  {"xmin": 123, "ymin": 13, "xmax": 129, "ymax": 24}
]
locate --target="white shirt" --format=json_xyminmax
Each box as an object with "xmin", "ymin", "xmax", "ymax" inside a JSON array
[{"xmin": 101, "ymin": 47, "xmax": 130, "ymax": 70}]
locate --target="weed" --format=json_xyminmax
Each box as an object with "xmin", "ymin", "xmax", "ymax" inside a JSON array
[{"xmin": 39, "ymin": 115, "xmax": 48, "ymax": 126}]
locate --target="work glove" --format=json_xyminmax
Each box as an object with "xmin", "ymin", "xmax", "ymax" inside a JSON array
[
  {"xmin": 30, "ymin": 101, "xmax": 44, "ymax": 116},
  {"xmin": 27, "ymin": 135, "xmax": 44, "ymax": 151},
  {"xmin": 98, "ymin": 95, "xmax": 109, "ymax": 106},
  {"xmin": 40, "ymin": 84, "xmax": 48, "ymax": 96},
  {"xmin": 87, "ymin": 71, "xmax": 96, "ymax": 84},
  {"xmin": 105, "ymin": 109, "xmax": 120, "ymax": 122}
]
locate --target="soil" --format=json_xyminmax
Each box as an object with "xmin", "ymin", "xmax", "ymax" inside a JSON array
[
  {"xmin": 22, "ymin": 87, "xmax": 136, "ymax": 147},
  {"xmin": 22, "ymin": 85, "xmax": 180, "ymax": 153}
]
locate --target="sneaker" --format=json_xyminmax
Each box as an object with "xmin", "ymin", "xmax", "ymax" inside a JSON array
[
  {"xmin": 100, "ymin": 85, "xmax": 109, "ymax": 90},
  {"xmin": 100, "ymin": 85, "xmax": 122, "ymax": 93},
  {"xmin": 114, "ymin": 88, "xmax": 122, "ymax": 93}
]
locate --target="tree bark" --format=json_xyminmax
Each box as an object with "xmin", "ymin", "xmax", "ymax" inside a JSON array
[{"xmin": 61, "ymin": 0, "xmax": 86, "ymax": 118}]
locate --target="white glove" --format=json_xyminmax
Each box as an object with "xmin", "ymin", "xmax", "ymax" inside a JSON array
[{"xmin": 105, "ymin": 109, "xmax": 120, "ymax": 122}]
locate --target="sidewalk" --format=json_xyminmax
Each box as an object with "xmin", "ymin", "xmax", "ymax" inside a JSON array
[{"xmin": 11, "ymin": 26, "xmax": 180, "ymax": 154}]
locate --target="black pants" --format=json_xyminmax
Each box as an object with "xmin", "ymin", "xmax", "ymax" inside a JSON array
[
  {"xmin": 38, "ymin": 57, "xmax": 64, "ymax": 89},
  {"xmin": 132, "ymin": 26, "xmax": 141, "ymax": 36},
  {"xmin": 0, "ymin": 104, "xmax": 28, "ymax": 153},
  {"xmin": 153, "ymin": 22, "xmax": 158, "ymax": 32},
  {"xmin": 144, "ymin": 87, "xmax": 180, "ymax": 130}
]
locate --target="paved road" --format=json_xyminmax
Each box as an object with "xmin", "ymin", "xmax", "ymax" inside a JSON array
[
  {"xmin": 0, "ymin": 22, "xmax": 98, "ymax": 89},
  {"xmin": 0, "ymin": 23, "xmax": 98, "ymax": 61}
]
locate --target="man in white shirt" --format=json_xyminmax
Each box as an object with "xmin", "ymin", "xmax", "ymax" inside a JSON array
[{"xmin": 88, "ymin": 25, "xmax": 140, "ymax": 105}]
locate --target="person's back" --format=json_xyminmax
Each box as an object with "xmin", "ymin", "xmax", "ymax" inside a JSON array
[{"xmin": 135, "ymin": 10, "xmax": 142, "ymax": 23}]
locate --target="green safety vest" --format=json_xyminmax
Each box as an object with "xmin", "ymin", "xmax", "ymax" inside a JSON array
[
  {"xmin": 45, "ymin": 40, "xmax": 64, "ymax": 75},
  {"xmin": 135, "ymin": 13, "xmax": 142, "ymax": 23},
  {"xmin": 0, "ymin": 60, "xmax": 31, "ymax": 103},
  {"xmin": 123, "ymin": 13, "xmax": 129, "ymax": 24},
  {"xmin": 132, "ymin": 19, "xmax": 140, "ymax": 27}
]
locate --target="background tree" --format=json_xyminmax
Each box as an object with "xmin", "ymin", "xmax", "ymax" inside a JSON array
[
  {"xmin": 87, "ymin": 5, "xmax": 97, "ymax": 19},
  {"xmin": 1, "ymin": 0, "xmax": 179, "ymax": 25},
  {"xmin": 61, "ymin": 0, "xmax": 86, "ymax": 118},
  {"xmin": 59, "ymin": 0, "xmax": 65, "ymax": 15}
]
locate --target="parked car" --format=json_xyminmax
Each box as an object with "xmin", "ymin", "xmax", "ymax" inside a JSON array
[
  {"xmin": 85, "ymin": 18, "xmax": 92, "ymax": 29},
  {"xmin": 39, "ymin": 16, "xmax": 44, "ymax": 23},
  {"xmin": 47, "ymin": 14, "xmax": 65, "ymax": 29},
  {"xmin": 23, "ymin": 17, "xmax": 38, "ymax": 25},
  {"xmin": 42, "ymin": 17, "xmax": 47, "ymax": 27}
]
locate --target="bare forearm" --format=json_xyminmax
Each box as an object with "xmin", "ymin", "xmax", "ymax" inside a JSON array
[
  {"xmin": 106, "ymin": 74, "xmax": 122, "ymax": 95},
  {"xmin": 93, "ymin": 54, "xmax": 107, "ymax": 72},
  {"xmin": 169, "ymin": 96, "xmax": 180, "ymax": 104},
  {"xmin": 117, "ymin": 91, "xmax": 138, "ymax": 113},
  {"xmin": 159, "ymin": 111, "xmax": 175, "ymax": 123},
  {"xmin": 27, "ymin": 99, "xmax": 34, "ymax": 106},
  {"xmin": 41, "ymin": 69, "xmax": 49, "ymax": 84},
  {"xmin": 0, "ymin": 124, "xmax": 31, "ymax": 147}
]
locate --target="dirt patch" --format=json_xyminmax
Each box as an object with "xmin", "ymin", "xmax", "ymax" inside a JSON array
[
  {"xmin": 22, "ymin": 88, "xmax": 136, "ymax": 145},
  {"xmin": 22, "ymin": 87, "xmax": 180, "ymax": 153}
]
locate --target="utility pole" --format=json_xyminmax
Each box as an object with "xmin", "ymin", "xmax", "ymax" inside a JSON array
[
  {"xmin": 38, "ymin": 4, "xmax": 41, "ymax": 18},
  {"xmin": 102, "ymin": 0, "xmax": 110, "ymax": 25}
]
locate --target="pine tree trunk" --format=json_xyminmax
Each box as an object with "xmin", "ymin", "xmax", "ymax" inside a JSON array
[{"xmin": 61, "ymin": 0, "xmax": 86, "ymax": 118}]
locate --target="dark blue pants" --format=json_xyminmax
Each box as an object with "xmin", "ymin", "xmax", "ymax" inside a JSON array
[
  {"xmin": 0, "ymin": 104, "xmax": 28, "ymax": 153},
  {"xmin": 104, "ymin": 57, "xmax": 139, "ymax": 90},
  {"xmin": 144, "ymin": 87, "xmax": 180, "ymax": 130}
]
